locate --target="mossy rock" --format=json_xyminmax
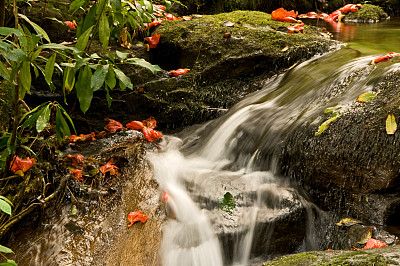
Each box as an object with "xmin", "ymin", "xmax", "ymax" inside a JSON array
[
  {"xmin": 263, "ymin": 246, "xmax": 400, "ymax": 265},
  {"xmin": 343, "ymin": 4, "xmax": 389, "ymax": 23},
  {"xmin": 69, "ymin": 11, "xmax": 337, "ymax": 132}
]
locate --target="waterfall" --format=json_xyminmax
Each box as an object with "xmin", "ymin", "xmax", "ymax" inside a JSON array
[{"xmin": 149, "ymin": 49, "xmax": 400, "ymax": 265}]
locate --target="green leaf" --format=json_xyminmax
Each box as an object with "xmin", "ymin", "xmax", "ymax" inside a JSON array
[
  {"xmin": 39, "ymin": 43, "xmax": 78, "ymax": 52},
  {"xmin": 19, "ymin": 61, "xmax": 32, "ymax": 98},
  {"xmin": 0, "ymin": 62, "xmax": 10, "ymax": 80},
  {"xmin": 63, "ymin": 67, "xmax": 76, "ymax": 92},
  {"xmin": 386, "ymin": 114, "xmax": 397, "ymax": 135},
  {"xmin": 0, "ymin": 27, "xmax": 22, "ymax": 37},
  {"xmin": 58, "ymin": 105, "xmax": 76, "ymax": 134},
  {"xmin": 76, "ymin": 65, "xmax": 93, "ymax": 113},
  {"xmin": 116, "ymin": 50, "xmax": 129, "ymax": 61},
  {"xmin": 105, "ymin": 86, "xmax": 112, "ymax": 107},
  {"xmin": 76, "ymin": 26, "xmax": 94, "ymax": 52},
  {"xmin": 45, "ymin": 53, "xmax": 57, "ymax": 85},
  {"xmin": 219, "ymin": 192, "xmax": 235, "ymax": 213},
  {"xmin": 357, "ymin": 92, "xmax": 376, "ymax": 103},
  {"xmin": 0, "ymin": 198, "xmax": 12, "ymax": 216},
  {"xmin": 55, "ymin": 107, "xmax": 71, "ymax": 142},
  {"xmin": 113, "ymin": 67, "xmax": 132, "ymax": 90},
  {"xmin": 36, "ymin": 104, "xmax": 51, "ymax": 132},
  {"xmin": 20, "ymin": 101, "xmax": 49, "ymax": 127},
  {"xmin": 0, "ymin": 244, "xmax": 13, "ymax": 254},
  {"xmin": 73, "ymin": 58, "xmax": 90, "ymax": 71},
  {"xmin": 19, "ymin": 14, "xmax": 51, "ymax": 43},
  {"xmin": 142, "ymin": 0, "xmax": 153, "ymax": 13},
  {"xmin": 315, "ymin": 115, "xmax": 342, "ymax": 136},
  {"xmin": 105, "ymin": 66, "xmax": 116, "ymax": 89},
  {"xmin": 91, "ymin": 65, "xmax": 108, "ymax": 91},
  {"xmin": 0, "ymin": 259, "xmax": 17, "ymax": 266},
  {"xmin": 77, "ymin": 4, "xmax": 97, "ymax": 38},
  {"xmin": 70, "ymin": 0, "xmax": 86, "ymax": 12},
  {"xmin": 125, "ymin": 58, "xmax": 163, "ymax": 74},
  {"xmin": 0, "ymin": 196, "xmax": 13, "ymax": 207},
  {"xmin": 99, "ymin": 11, "xmax": 110, "ymax": 51}
]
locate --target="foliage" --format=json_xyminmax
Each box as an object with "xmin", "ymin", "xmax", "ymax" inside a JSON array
[
  {"xmin": 219, "ymin": 192, "xmax": 235, "ymax": 213},
  {"xmin": 0, "ymin": 196, "xmax": 15, "ymax": 266}
]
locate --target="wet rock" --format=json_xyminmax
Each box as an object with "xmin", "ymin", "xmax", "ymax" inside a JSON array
[
  {"xmin": 342, "ymin": 4, "xmax": 389, "ymax": 23},
  {"xmin": 280, "ymin": 67, "xmax": 400, "ymax": 226}
]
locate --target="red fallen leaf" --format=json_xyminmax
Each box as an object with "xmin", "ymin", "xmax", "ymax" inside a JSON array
[
  {"xmin": 370, "ymin": 52, "xmax": 400, "ymax": 64},
  {"xmin": 70, "ymin": 169, "xmax": 83, "ymax": 181},
  {"xmin": 271, "ymin": 8, "xmax": 300, "ymax": 23},
  {"xmin": 127, "ymin": 210, "xmax": 148, "ymax": 227},
  {"xmin": 70, "ymin": 132, "xmax": 96, "ymax": 143},
  {"xmin": 67, "ymin": 154, "xmax": 85, "ymax": 166},
  {"xmin": 163, "ymin": 190, "xmax": 168, "ymax": 201},
  {"xmin": 339, "ymin": 4, "xmax": 361, "ymax": 14},
  {"xmin": 64, "ymin": 21, "xmax": 76, "ymax": 29},
  {"xmin": 145, "ymin": 33, "xmax": 161, "ymax": 49},
  {"xmin": 104, "ymin": 118, "xmax": 123, "ymax": 133},
  {"xmin": 169, "ymin": 68, "xmax": 190, "ymax": 77},
  {"xmin": 287, "ymin": 23, "xmax": 304, "ymax": 34},
  {"xmin": 324, "ymin": 10, "xmax": 343, "ymax": 23},
  {"xmin": 153, "ymin": 4, "xmax": 166, "ymax": 10},
  {"xmin": 142, "ymin": 128, "xmax": 163, "ymax": 142},
  {"xmin": 100, "ymin": 158, "xmax": 119, "ymax": 176},
  {"xmin": 126, "ymin": 120, "xmax": 145, "ymax": 130},
  {"xmin": 326, "ymin": 249, "xmax": 333, "ymax": 251},
  {"xmin": 10, "ymin": 156, "xmax": 35, "ymax": 173},
  {"xmin": 95, "ymin": 131, "xmax": 107, "ymax": 139},
  {"xmin": 165, "ymin": 13, "xmax": 181, "ymax": 20},
  {"xmin": 362, "ymin": 238, "xmax": 387, "ymax": 249},
  {"xmin": 149, "ymin": 19, "xmax": 163, "ymax": 28},
  {"xmin": 142, "ymin": 116, "xmax": 157, "ymax": 129}
]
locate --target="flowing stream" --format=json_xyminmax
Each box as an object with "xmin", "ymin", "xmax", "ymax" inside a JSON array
[{"xmin": 149, "ymin": 18, "xmax": 400, "ymax": 266}]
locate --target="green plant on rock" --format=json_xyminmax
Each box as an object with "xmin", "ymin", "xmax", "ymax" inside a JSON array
[{"xmin": 0, "ymin": 196, "xmax": 16, "ymax": 266}]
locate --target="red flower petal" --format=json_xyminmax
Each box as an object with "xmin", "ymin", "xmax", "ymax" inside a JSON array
[
  {"xmin": 104, "ymin": 118, "xmax": 123, "ymax": 133},
  {"xmin": 70, "ymin": 169, "xmax": 83, "ymax": 181},
  {"xmin": 169, "ymin": 68, "xmax": 190, "ymax": 77},
  {"xmin": 64, "ymin": 21, "xmax": 76, "ymax": 29},
  {"xmin": 142, "ymin": 116, "xmax": 157, "ymax": 129},
  {"xmin": 126, "ymin": 120, "xmax": 145, "ymax": 130},
  {"xmin": 142, "ymin": 128, "xmax": 163, "ymax": 142},
  {"xmin": 70, "ymin": 132, "xmax": 96, "ymax": 143},
  {"xmin": 127, "ymin": 210, "xmax": 148, "ymax": 227},
  {"xmin": 145, "ymin": 33, "xmax": 161, "ymax": 49},
  {"xmin": 100, "ymin": 159, "xmax": 119, "ymax": 176},
  {"xmin": 362, "ymin": 238, "xmax": 387, "ymax": 249},
  {"xmin": 10, "ymin": 156, "xmax": 35, "ymax": 173},
  {"xmin": 67, "ymin": 154, "xmax": 85, "ymax": 166},
  {"xmin": 271, "ymin": 8, "xmax": 300, "ymax": 23}
]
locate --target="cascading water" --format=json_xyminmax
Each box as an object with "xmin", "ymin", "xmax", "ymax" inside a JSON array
[{"xmin": 149, "ymin": 48, "xmax": 400, "ymax": 265}]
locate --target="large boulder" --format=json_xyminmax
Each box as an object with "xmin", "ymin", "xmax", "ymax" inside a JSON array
[{"xmin": 65, "ymin": 11, "xmax": 337, "ymax": 132}]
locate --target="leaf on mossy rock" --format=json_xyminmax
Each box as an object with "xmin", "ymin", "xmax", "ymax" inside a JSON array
[
  {"xmin": 357, "ymin": 226, "xmax": 372, "ymax": 244},
  {"xmin": 219, "ymin": 192, "xmax": 235, "ymax": 213},
  {"xmin": 386, "ymin": 114, "xmax": 397, "ymax": 134},
  {"xmin": 315, "ymin": 115, "xmax": 342, "ymax": 136},
  {"xmin": 357, "ymin": 92, "xmax": 376, "ymax": 102},
  {"xmin": 335, "ymin": 218, "xmax": 363, "ymax": 227}
]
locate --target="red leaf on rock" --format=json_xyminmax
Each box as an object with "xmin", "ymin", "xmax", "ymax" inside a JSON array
[
  {"xmin": 339, "ymin": 4, "xmax": 360, "ymax": 14},
  {"xmin": 153, "ymin": 4, "xmax": 166, "ymax": 10},
  {"xmin": 127, "ymin": 210, "xmax": 148, "ymax": 227},
  {"xmin": 324, "ymin": 10, "xmax": 342, "ymax": 23},
  {"xmin": 149, "ymin": 19, "xmax": 163, "ymax": 28},
  {"xmin": 67, "ymin": 154, "xmax": 85, "ymax": 166},
  {"xmin": 64, "ymin": 21, "xmax": 76, "ymax": 29},
  {"xmin": 287, "ymin": 23, "xmax": 304, "ymax": 34},
  {"xmin": 70, "ymin": 169, "xmax": 83, "ymax": 181},
  {"xmin": 142, "ymin": 116, "xmax": 157, "ymax": 129},
  {"xmin": 145, "ymin": 33, "xmax": 161, "ymax": 49},
  {"xmin": 370, "ymin": 52, "xmax": 400, "ymax": 64},
  {"xmin": 165, "ymin": 13, "xmax": 181, "ymax": 20},
  {"xmin": 169, "ymin": 68, "xmax": 190, "ymax": 77},
  {"xmin": 100, "ymin": 159, "xmax": 119, "ymax": 176},
  {"xmin": 10, "ymin": 156, "xmax": 35, "ymax": 173},
  {"xmin": 70, "ymin": 132, "xmax": 96, "ymax": 143},
  {"xmin": 126, "ymin": 120, "xmax": 145, "ymax": 130},
  {"xmin": 271, "ymin": 8, "xmax": 300, "ymax": 23},
  {"xmin": 104, "ymin": 118, "xmax": 123, "ymax": 133},
  {"xmin": 362, "ymin": 238, "xmax": 387, "ymax": 249},
  {"xmin": 142, "ymin": 128, "xmax": 163, "ymax": 142}
]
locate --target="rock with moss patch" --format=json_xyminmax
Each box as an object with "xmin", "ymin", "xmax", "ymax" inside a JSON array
[{"xmin": 343, "ymin": 4, "xmax": 389, "ymax": 23}]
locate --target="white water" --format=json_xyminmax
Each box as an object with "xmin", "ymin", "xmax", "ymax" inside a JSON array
[{"xmin": 149, "ymin": 50, "xmax": 400, "ymax": 266}]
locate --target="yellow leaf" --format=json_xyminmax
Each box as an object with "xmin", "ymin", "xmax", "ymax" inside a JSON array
[
  {"xmin": 357, "ymin": 227, "xmax": 372, "ymax": 244},
  {"xmin": 357, "ymin": 92, "xmax": 376, "ymax": 103},
  {"xmin": 386, "ymin": 114, "xmax": 397, "ymax": 135},
  {"xmin": 335, "ymin": 218, "xmax": 363, "ymax": 227},
  {"xmin": 281, "ymin": 46, "xmax": 289, "ymax": 52}
]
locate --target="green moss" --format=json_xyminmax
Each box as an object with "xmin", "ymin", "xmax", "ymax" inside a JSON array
[
  {"xmin": 343, "ymin": 4, "xmax": 389, "ymax": 22},
  {"xmin": 263, "ymin": 251, "xmax": 319, "ymax": 266},
  {"xmin": 263, "ymin": 250, "xmax": 395, "ymax": 266}
]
